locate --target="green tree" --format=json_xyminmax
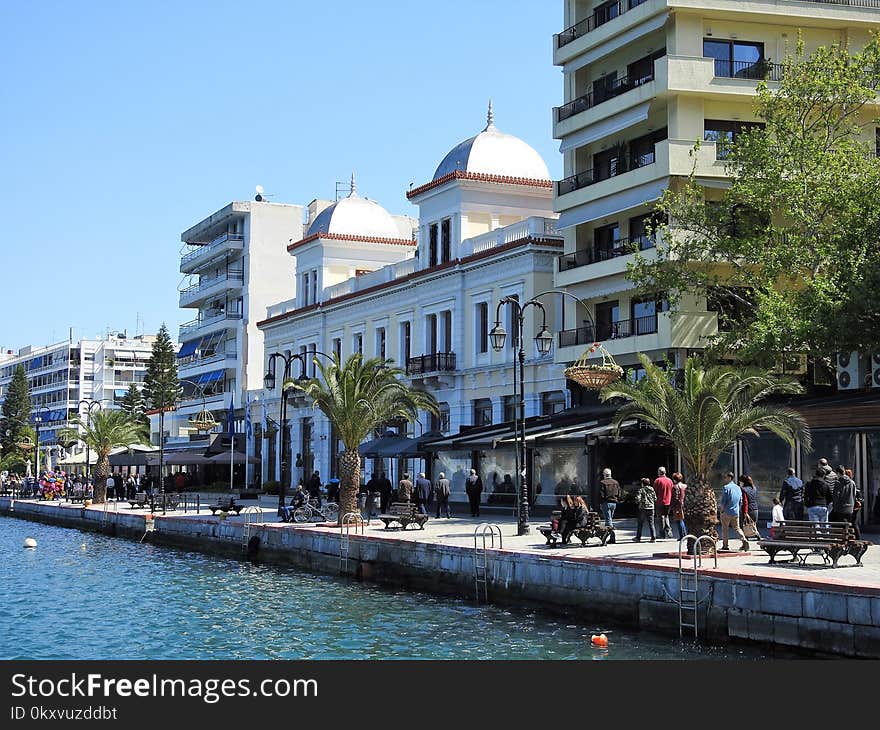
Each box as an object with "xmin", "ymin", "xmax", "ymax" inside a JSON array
[
  {"xmin": 1, "ymin": 365, "xmax": 33, "ymax": 472},
  {"xmin": 58, "ymin": 410, "xmax": 149, "ymax": 504},
  {"xmin": 141, "ymin": 324, "xmax": 182, "ymax": 492},
  {"xmin": 628, "ymin": 36, "xmax": 880, "ymax": 363},
  {"xmin": 290, "ymin": 353, "xmax": 439, "ymax": 521},
  {"xmin": 600, "ymin": 355, "xmax": 811, "ymax": 546},
  {"xmin": 120, "ymin": 383, "xmax": 149, "ymax": 428}
]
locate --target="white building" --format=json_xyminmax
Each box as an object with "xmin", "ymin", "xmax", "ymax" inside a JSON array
[{"xmin": 257, "ymin": 106, "xmax": 567, "ymax": 500}]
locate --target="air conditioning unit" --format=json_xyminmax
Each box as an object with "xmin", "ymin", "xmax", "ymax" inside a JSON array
[
  {"xmin": 871, "ymin": 352, "xmax": 880, "ymax": 389},
  {"xmin": 835, "ymin": 351, "xmax": 863, "ymax": 391}
]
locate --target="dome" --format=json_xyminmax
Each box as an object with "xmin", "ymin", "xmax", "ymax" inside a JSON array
[
  {"xmin": 307, "ymin": 175, "xmax": 402, "ymax": 239},
  {"xmin": 432, "ymin": 101, "xmax": 551, "ymax": 181}
]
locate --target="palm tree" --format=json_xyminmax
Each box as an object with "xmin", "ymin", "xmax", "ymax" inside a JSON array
[
  {"xmin": 600, "ymin": 354, "xmax": 811, "ymax": 547},
  {"xmin": 58, "ymin": 410, "xmax": 150, "ymax": 504},
  {"xmin": 289, "ymin": 353, "xmax": 439, "ymax": 522}
]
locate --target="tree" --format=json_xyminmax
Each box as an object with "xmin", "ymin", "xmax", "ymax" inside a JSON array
[
  {"xmin": 141, "ymin": 324, "xmax": 182, "ymax": 493},
  {"xmin": 58, "ymin": 410, "xmax": 149, "ymax": 504},
  {"xmin": 290, "ymin": 353, "xmax": 439, "ymax": 522},
  {"xmin": 1, "ymin": 365, "xmax": 33, "ymax": 472},
  {"xmin": 600, "ymin": 355, "xmax": 811, "ymax": 548},
  {"xmin": 628, "ymin": 36, "xmax": 880, "ymax": 363},
  {"xmin": 120, "ymin": 383, "xmax": 149, "ymax": 428}
]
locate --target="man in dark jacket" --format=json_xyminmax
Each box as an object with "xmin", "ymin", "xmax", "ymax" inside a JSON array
[
  {"xmin": 829, "ymin": 464, "xmax": 860, "ymax": 537},
  {"xmin": 779, "ymin": 467, "xmax": 804, "ymax": 520},
  {"xmin": 434, "ymin": 472, "xmax": 452, "ymax": 518},
  {"xmin": 804, "ymin": 469, "xmax": 832, "ymax": 523},
  {"xmin": 465, "ymin": 469, "xmax": 483, "ymax": 517},
  {"xmin": 414, "ymin": 472, "xmax": 433, "ymax": 515},
  {"xmin": 307, "ymin": 471, "xmax": 322, "ymax": 506},
  {"xmin": 598, "ymin": 468, "xmax": 621, "ymax": 527},
  {"xmin": 377, "ymin": 471, "xmax": 392, "ymax": 513}
]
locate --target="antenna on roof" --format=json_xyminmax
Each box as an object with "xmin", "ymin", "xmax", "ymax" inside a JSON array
[
  {"xmin": 350, "ymin": 171, "xmax": 357, "ymax": 197},
  {"xmin": 485, "ymin": 98, "xmax": 495, "ymax": 130}
]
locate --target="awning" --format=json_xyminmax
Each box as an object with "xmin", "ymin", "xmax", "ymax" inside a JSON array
[
  {"xmin": 155, "ymin": 451, "xmax": 212, "ymax": 466},
  {"xmin": 177, "ymin": 339, "xmax": 199, "ymax": 358},
  {"xmin": 358, "ymin": 433, "xmax": 417, "ymax": 458},
  {"xmin": 197, "ymin": 370, "xmax": 225, "ymax": 385},
  {"xmin": 207, "ymin": 451, "xmax": 260, "ymax": 465}
]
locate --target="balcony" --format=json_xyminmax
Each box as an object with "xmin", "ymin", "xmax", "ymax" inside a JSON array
[
  {"xmin": 558, "ymin": 236, "xmax": 655, "ymax": 271},
  {"xmin": 556, "ymin": 72, "xmax": 654, "ymax": 123},
  {"xmin": 179, "ymin": 310, "xmax": 243, "ymax": 339},
  {"xmin": 179, "ymin": 270, "xmax": 244, "ymax": 308},
  {"xmin": 556, "ymin": 0, "xmax": 650, "ymax": 49},
  {"xmin": 557, "ymin": 152, "xmax": 656, "ymax": 196},
  {"xmin": 178, "ymin": 351, "xmax": 238, "ymax": 372},
  {"xmin": 406, "ymin": 352, "xmax": 457, "ymax": 376},
  {"xmin": 558, "ymin": 315, "xmax": 658, "ymax": 348},
  {"xmin": 712, "ymin": 59, "xmax": 783, "ymax": 82},
  {"xmin": 180, "ymin": 232, "xmax": 244, "ymax": 273}
]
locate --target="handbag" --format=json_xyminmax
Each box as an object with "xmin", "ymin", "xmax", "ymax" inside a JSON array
[{"xmin": 742, "ymin": 513, "xmax": 758, "ymax": 538}]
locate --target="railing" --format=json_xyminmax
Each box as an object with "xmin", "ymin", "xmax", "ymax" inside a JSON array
[
  {"xmin": 558, "ymin": 315, "xmax": 658, "ymax": 347},
  {"xmin": 558, "ymin": 236, "xmax": 655, "ymax": 271},
  {"xmin": 557, "ymin": 152, "xmax": 656, "ymax": 196},
  {"xmin": 179, "ymin": 270, "xmax": 244, "ymax": 297},
  {"xmin": 460, "ymin": 216, "xmax": 561, "ymax": 258},
  {"xmin": 180, "ymin": 232, "xmax": 244, "ymax": 267},
  {"xmin": 179, "ymin": 310, "xmax": 243, "ymax": 338},
  {"xmin": 800, "ymin": 0, "xmax": 880, "ymax": 7},
  {"xmin": 712, "ymin": 59, "xmax": 783, "ymax": 82},
  {"xmin": 556, "ymin": 0, "xmax": 649, "ymax": 48},
  {"xmin": 178, "ymin": 351, "xmax": 237, "ymax": 369},
  {"xmin": 556, "ymin": 71, "xmax": 655, "ymax": 122},
  {"xmin": 406, "ymin": 352, "xmax": 457, "ymax": 376},
  {"xmin": 323, "ymin": 256, "xmax": 417, "ymax": 300}
]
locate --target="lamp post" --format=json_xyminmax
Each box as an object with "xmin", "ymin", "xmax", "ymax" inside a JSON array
[
  {"xmin": 489, "ymin": 299, "xmax": 554, "ymax": 536},
  {"xmin": 32, "ymin": 406, "xmax": 50, "ymax": 480},
  {"xmin": 78, "ymin": 399, "xmax": 102, "ymax": 486},
  {"xmin": 263, "ymin": 352, "xmax": 307, "ymax": 515}
]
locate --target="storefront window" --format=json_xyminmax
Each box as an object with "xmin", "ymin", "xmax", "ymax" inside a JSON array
[
  {"xmin": 865, "ymin": 431, "xmax": 880, "ymax": 525},
  {"xmin": 534, "ymin": 446, "xmax": 587, "ymax": 505},
  {"xmin": 801, "ymin": 430, "xmax": 857, "ymax": 482},
  {"xmin": 433, "ymin": 450, "xmax": 472, "ymax": 498},
  {"xmin": 741, "ymin": 433, "xmax": 792, "ymax": 516}
]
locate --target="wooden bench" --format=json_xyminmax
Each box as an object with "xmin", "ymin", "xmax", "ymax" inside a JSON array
[
  {"xmin": 128, "ymin": 491, "xmax": 150, "ymax": 509},
  {"xmin": 377, "ymin": 501, "xmax": 429, "ymax": 530},
  {"xmin": 758, "ymin": 520, "xmax": 870, "ymax": 568},
  {"xmin": 209, "ymin": 496, "xmax": 242, "ymax": 516},
  {"xmin": 68, "ymin": 486, "xmax": 89, "ymax": 503},
  {"xmin": 539, "ymin": 510, "xmax": 616, "ymax": 547}
]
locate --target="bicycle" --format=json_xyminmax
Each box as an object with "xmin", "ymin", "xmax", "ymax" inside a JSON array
[{"xmin": 293, "ymin": 498, "xmax": 340, "ymax": 523}]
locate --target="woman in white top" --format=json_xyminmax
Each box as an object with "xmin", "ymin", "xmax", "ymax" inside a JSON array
[{"xmin": 770, "ymin": 497, "xmax": 785, "ymax": 539}]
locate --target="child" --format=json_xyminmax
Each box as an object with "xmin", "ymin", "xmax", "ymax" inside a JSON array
[{"xmin": 770, "ymin": 496, "xmax": 785, "ymax": 539}]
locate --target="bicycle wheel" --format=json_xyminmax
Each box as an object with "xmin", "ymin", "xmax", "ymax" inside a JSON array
[
  {"xmin": 293, "ymin": 507, "xmax": 311, "ymax": 523},
  {"xmin": 325, "ymin": 502, "xmax": 339, "ymax": 519}
]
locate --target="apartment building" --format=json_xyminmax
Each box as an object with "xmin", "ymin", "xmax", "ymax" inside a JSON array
[{"xmin": 551, "ymin": 0, "xmax": 880, "ymax": 515}]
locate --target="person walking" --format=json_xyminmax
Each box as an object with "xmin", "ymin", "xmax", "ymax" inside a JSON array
[
  {"xmin": 779, "ymin": 467, "xmax": 804, "ymax": 520},
  {"xmin": 415, "ymin": 472, "xmax": 433, "ymax": 515},
  {"xmin": 670, "ymin": 472, "xmax": 688, "ymax": 540},
  {"xmin": 634, "ymin": 477, "xmax": 657, "ymax": 543},
  {"xmin": 739, "ymin": 474, "xmax": 761, "ymax": 540},
  {"xmin": 307, "ymin": 470, "xmax": 322, "ymax": 506},
  {"xmin": 465, "ymin": 468, "xmax": 483, "ymax": 517},
  {"xmin": 598, "ymin": 468, "xmax": 620, "ymax": 528},
  {"xmin": 398, "ymin": 472, "xmax": 414, "ymax": 503},
  {"xmin": 805, "ymin": 468, "xmax": 832, "ymax": 523},
  {"xmin": 829, "ymin": 465, "xmax": 861, "ymax": 539},
  {"xmin": 718, "ymin": 471, "xmax": 749, "ymax": 552},
  {"xmin": 770, "ymin": 497, "xmax": 785, "ymax": 539},
  {"xmin": 378, "ymin": 471, "xmax": 392, "ymax": 513},
  {"xmin": 434, "ymin": 472, "xmax": 451, "ymax": 518},
  {"xmin": 653, "ymin": 467, "xmax": 674, "ymax": 538}
]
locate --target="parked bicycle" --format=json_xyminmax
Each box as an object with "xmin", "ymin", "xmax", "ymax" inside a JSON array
[{"xmin": 292, "ymin": 498, "xmax": 340, "ymax": 523}]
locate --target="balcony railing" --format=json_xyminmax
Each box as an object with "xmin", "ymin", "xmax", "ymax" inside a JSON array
[
  {"xmin": 556, "ymin": 0, "xmax": 649, "ymax": 48},
  {"xmin": 800, "ymin": 0, "xmax": 880, "ymax": 7},
  {"xmin": 712, "ymin": 59, "xmax": 783, "ymax": 82},
  {"xmin": 406, "ymin": 352, "xmax": 457, "ymax": 376},
  {"xmin": 180, "ymin": 232, "xmax": 244, "ymax": 268},
  {"xmin": 556, "ymin": 71, "xmax": 654, "ymax": 123},
  {"xmin": 558, "ymin": 236, "xmax": 655, "ymax": 271},
  {"xmin": 179, "ymin": 310, "xmax": 243, "ymax": 339},
  {"xmin": 558, "ymin": 315, "xmax": 658, "ymax": 347},
  {"xmin": 178, "ymin": 351, "xmax": 237, "ymax": 369},
  {"xmin": 557, "ymin": 152, "xmax": 656, "ymax": 196},
  {"xmin": 180, "ymin": 270, "xmax": 244, "ymax": 297}
]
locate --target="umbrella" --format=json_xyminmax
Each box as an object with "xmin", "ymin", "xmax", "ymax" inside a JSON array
[
  {"xmin": 207, "ymin": 451, "xmax": 260, "ymax": 465},
  {"xmin": 152, "ymin": 451, "xmax": 212, "ymax": 466}
]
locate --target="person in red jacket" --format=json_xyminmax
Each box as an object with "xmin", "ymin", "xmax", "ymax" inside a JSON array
[{"xmin": 653, "ymin": 466, "xmax": 674, "ymax": 539}]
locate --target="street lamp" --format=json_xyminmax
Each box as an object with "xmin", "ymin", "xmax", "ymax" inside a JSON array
[
  {"xmin": 78, "ymin": 399, "xmax": 102, "ymax": 486},
  {"xmin": 489, "ymin": 298, "xmax": 554, "ymax": 536},
  {"xmin": 264, "ymin": 352, "xmax": 308, "ymax": 515},
  {"xmin": 32, "ymin": 406, "xmax": 50, "ymax": 479}
]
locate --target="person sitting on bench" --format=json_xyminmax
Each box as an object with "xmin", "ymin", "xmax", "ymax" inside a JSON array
[{"xmin": 279, "ymin": 484, "xmax": 308, "ymax": 522}]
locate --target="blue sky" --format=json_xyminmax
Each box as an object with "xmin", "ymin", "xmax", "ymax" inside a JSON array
[{"xmin": 1, "ymin": 1, "xmax": 563, "ymax": 351}]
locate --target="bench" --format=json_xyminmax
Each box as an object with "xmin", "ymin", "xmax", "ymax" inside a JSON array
[
  {"xmin": 539, "ymin": 510, "xmax": 616, "ymax": 547},
  {"xmin": 377, "ymin": 501, "xmax": 429, "ymax": 530},
  {"xmin": 758, "ymin": 520, "xmax": 870, "ymax": 568},
  {"xmin": 68, "ymin": 487, "xmax": 90, "ymax": 503},
  {"xmin": 128, "ymin": 491, "xmax": 150, "ymax": 509},
  {"xmin": 209, "ymin": 496, "xmax": 242, "ymax": 516}
]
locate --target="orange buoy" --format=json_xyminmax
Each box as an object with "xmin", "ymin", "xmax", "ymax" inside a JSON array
[{"xmin": 591, "ymin": 633, "xmax": 608, "ymax": 647}]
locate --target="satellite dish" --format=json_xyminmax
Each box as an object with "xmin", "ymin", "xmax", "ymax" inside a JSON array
[{"xmin": 255, "ymin": 184, "xmax": 264, "ymax": 202}]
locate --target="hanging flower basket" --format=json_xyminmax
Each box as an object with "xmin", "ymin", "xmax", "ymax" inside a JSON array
[
  {"xmin": 564, "ymin": 343, "xmax": 623, "ymax": 390},
  {"xmin": 188, "ymin": 409, "xmax": 217, "ymax": 432}
]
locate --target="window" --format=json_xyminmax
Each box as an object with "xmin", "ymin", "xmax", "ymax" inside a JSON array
[
  {"xmin": 503, "ymin": 394, "xmax": 517, "ymax": 423},
  {"xmin": 704, "ymin": 39, "xmax": 765, "ymax": 79},
  {"xmin": 596, "ymin": 300, "xmax": 621, "ymax": 340},
  {"xmin": 302, "ymin": 272, "xmax": 310, "ymax": 305},
  {"xmin": 506, "ymin": 296, "xmax": 520, "ymax": 350},
  {"xmin": 441, "ymin": 218, "xmax": 451, "ymax": 263},
  {"xmin": 704, "ymin": 120, "xmax": 765, "ymax": 159},
  {"xmin": 707, "ymin": 286, "xmax": 756, "ymax": 332},
  {"xmin": 375, "ymin": 327, "xmax": 386, "ymax": 359},
  {"xmin": 311, "ymin": 269, "xmax": 318, "ymax": 304},
  {"xmin": 332, "ymin": 337, "xmax": 342, "ymax": 361},
  {"xmin": 630, "ymin": 298, "xmax": 663, "ymax": 335},
  {"xmin": 399, "ymin": 321, "xmax": 411, "ymax": 364},
  {"xmin": 441, "ymin": 310, "xmax": 452, "ymax": 352},
  {"xmin": 541, "ymin": 391, "xmax": 566, "ymax": 417},
  {"xmin": 592, "ymin": 72, "xmax": 617, "ymax": 105},
  {"xmin": 594, "ymin": 223, "xmax": 620, "ymax": 259},
  {"xmin": 353, "ymin": 333, "xmax": 363, "ymax": 356},
  {"xmin": 473, "ymin": 398, "xmax": 493, "ymax": 427},
  {"xmin": 308, "ymin": 343, "xmax": 317, "ymax": 377},
  {"xmin": 629, "ymin": 212, "xmax": 664, "ymax": 250},
  {"xmin": 428, "ymin": 223, "xmax": 438, "ymax": 267},
  {"xmin": 476, "ymin": 302, "xmax": 489, "ymax": 354},
  {"xmin": 430, "ymin": 403, "xmax": 451, "ymax": 433},
  {"xmin": 426, "ymin": 313, "xmax": 438, "ymax": 353}
]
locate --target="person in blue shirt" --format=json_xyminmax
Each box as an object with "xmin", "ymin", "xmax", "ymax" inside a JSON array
[{"xmin": 719, "ymin": 471, "xmax": 749, "ymax": 552}]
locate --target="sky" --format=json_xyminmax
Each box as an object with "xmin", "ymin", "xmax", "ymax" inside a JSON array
[{"xmin": 0, "ymin": 0, "xmax": 563, "ymax": 352}]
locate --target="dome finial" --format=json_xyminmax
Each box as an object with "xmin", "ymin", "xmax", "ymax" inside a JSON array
[
  {"xmin": 485, "ymin": 99, "xmax": 495, "ymax": 130},
  {"xmin": 349, "ymin": 171, "xmax": 357, "ymax": 197}
]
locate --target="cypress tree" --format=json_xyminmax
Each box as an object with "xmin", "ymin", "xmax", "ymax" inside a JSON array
[
  {"xmin": 1, "ymin": 365, "xmax": 33, "ymax": 459},
  {"xmin": 142, "ymin": 324, "xmax": 181, "ymax": 494},
  {"xmin": 120, "ymin": 383, "xmax": 149, "ymax": 428}
]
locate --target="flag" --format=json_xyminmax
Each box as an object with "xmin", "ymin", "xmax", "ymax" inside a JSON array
[
  {"xmin": 245, "ymin": 393, "xmax": 253, "ymax": 442},
  {"xmin": 226, "ymin": 392, "xmax": 235, "ymax": 436}
]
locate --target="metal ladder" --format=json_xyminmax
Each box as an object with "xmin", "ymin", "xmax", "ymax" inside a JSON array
[
  {"xmin": 473, "ymin": 523, "xmax": 503, "ymax": 603},
  {"xmin": 240, "ymin": 506, "xmax": 261, "ymax": 552},
  {"xmin": 102, "ymin": 498, "xmax": 118, "ymax": 527},
  {"xmin": 677, "ymin": 534, "xmax": 717, "ymax": 639},
  {"xmin": 340, "ymin": 512, "xmax": 365, "ymax": 574}
]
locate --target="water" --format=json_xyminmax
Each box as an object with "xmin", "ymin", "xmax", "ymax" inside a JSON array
[{"xmin": 0, "ymin": 516, "xmax": 790, "ymax": 660}]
